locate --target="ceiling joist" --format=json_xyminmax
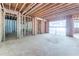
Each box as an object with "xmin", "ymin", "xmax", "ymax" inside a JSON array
[
  {"xmin": 34, "ymin": 3, "xmax": 64, "ymax": 16},
  {"xmin": 40, "ymin": 4, "xmax": 72, "ymax": 17},
  {"xmin": 2, "ymin": 3, "xmax": 4, "ymax": 9},
  {"xmin": 9, "ymin": 3, "xmax": 11, "ymax": 10},
  {"xmin": 44, "ymin": 6, "xmax": 79, "ymax": 21},
  {"xmin": 1, "ymin": 3, "xmax": 79, "ymax": 21},
  {"xmin": 15, "ymin": 3, "xmax": 18, "ymax": 11},
  {"xmin": 22, "ymin": 3, "xmax": 36, "ymax": 15},
  {"xmin": 29, "ymin": 3, "xmax": 49, "ymax": 15},
  {"xmin": 32, "ymin": 3, "xmax": 57, "ymax": 16},
  {"xmin": 25, "ymin": 3, "xmax": 42, "ymax": 15},
  {"xmin": 19, "ymin": 3, "xmax": 26, "ymax": 12},
  {"xmin": 43, "ymin": 4, "xmax": 79, "ymax": 18}
]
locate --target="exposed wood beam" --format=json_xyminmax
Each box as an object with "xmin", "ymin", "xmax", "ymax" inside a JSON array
[
  {"xmin": 5, "ymin": 8, "xmax": 18, "ymax": 15},
  {"xmin": 15, "ymin": 3, "xmax": 18, "ymax": 11},
  {"xmin": 34, "ymin": 3, "xmax": 64, "ymax": 16},
  {"xmin": 25, "ymin": 3, "xmax": 42, "ymax": 15},
  {"xmin": 32, "ymin": 3, "xmax": 57, "ymax": 16},
  {"xmin": 39, "ymin": 4, "xmax": 72, "ymax": 17},
  {"xmin": 43, "ymin": 4, "xmax": 79, "ymax": 18},
  {"xmin": 19, "ymin": 3, "xmax": 26, "ymax": 12},
  {"xmin": 29, "ymin": 3, "xmax": 49, "ymax": 15},
  {"xmin": 44, "ymin": 6, "xmax": 79, "ymax": 21},
  {"xmin": 22, "ymin": 3, "xmax": 36, "ymax": 15},
  {"xmin": 2, "ymin": 3, "xmax": 4, "ymax": 9},
  {"xmin": 9, "ymin": 3, "xmax": 11, "ymax": 10}
]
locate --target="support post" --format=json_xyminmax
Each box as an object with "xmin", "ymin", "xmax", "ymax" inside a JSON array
[
  {"xmin": 24, "ymin": 16, "xmax": 26, "ymax": 36},
  {"xmin": 21, "ymin": 15, "xmax": 23, "ymax": 37},
  {"xmin": 32, "ymin": 17, "xmax": 36, "ymax": 35},
  {"xmin": 0, "ymin": 5, "xmax": 3, "ymax": 41},
  {"xmin": 66, "ymin": 15, "xmax": 74, "ymax": 37},
  {"xmin": 32, "ymin": 17, "xmax": 38, "ymax": 35},
  {"xmin": 17, "ymin": 13, "xmax": 22, "ymax": 39},
  {"xmin": 2, "ymin": 11, "xmax": 5, "ymax": 41},
  {"xmin": 41, "ymin": 20, "xmax": 45, "ymax": 34},
  {"xmin": 45, "ymin": 21, "xmax": 49, "ymax": 33}
]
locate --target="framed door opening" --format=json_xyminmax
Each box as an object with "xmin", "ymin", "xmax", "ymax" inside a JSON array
[{"xmin": 5, "ymin": 13, "xmax": 17, "ymax": 41}]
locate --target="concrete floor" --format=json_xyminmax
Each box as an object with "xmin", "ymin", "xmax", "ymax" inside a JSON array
[
  {"xmin": 0, "ymin": 33, "xmax": 79, "ymax": 56},
  {"xmin": 74, "ymin": 33, "xmax": 79, "ymax": 39}
]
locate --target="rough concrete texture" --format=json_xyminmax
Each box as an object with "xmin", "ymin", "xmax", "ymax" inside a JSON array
[{"xmin": 0, "ymin": 33, "xmax": 79, "ymax": 56}]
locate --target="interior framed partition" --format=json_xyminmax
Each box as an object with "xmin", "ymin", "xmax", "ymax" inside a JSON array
[
  {"xmin": 22, "ymin": 16, "xmax": 33, "ymax": 36},
  {"xmin": 0, "ymin": 5, "xmax": 48, "ymax": 41},
  {"xmin": 33, "ymin": 17, "xmax": 48, "ymax": 35},
  {"xmin": 2, "ymin": 11, "xmax": 33, "ymax": 41},
  {"xmin": 2, "ymin": 9, "xmax": 20, "ymax": 41}
]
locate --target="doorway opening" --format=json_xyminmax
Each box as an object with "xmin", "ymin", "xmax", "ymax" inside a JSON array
[
  {"xmin": 5, "ymin": 13, "xmax": 17, "ymax": 40},
  {"xmin": 23, "ymin": 17, "xmax": 32, "ymax": 36}
]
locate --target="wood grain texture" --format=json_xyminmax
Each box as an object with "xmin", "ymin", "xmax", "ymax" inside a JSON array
[{"xmin": 1, "ymin": 3, "xmax": 79, "ymax": 21}]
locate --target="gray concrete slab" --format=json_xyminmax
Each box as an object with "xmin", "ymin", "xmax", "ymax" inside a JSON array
[{"xmin": 0, "ymin": 33, "xmax": 79, "ymax": 56}]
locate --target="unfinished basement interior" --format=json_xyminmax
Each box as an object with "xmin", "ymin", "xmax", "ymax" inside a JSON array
[{"xmin": 0, "ymin": 3, "xmax": 79, "ymax": 56}]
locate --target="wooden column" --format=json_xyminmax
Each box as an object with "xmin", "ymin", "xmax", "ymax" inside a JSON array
[
  {"xmin": 0, "ymin": 5, "xmax": 3, "ymax": 42},
  {"xmin": 21, "ymin": 15, "xmax": 24, "ymax": 37},
  {"xmin": 66, "ymin": 15, "xmax": 74, "ymax": 37},
  {"xmin": 41, "ymin": 20, "xmax": 43, "ymax": 34},
  {"xmin": 45, "ymin": 21, "xmax": 49, "ymax": 33},
  {"xmin": 32, "ymin": 17, "xmax": 38, "ymax": 35},
  {"xmin": 17, "ymin": 13, "xmax": 22, "ymax": 39},
  {"xmin": 35, "ymin": 18, "xmax": 38, "ymax": 35},
  {"xmin": 24, "ymin": 16, "xmax": 26, "ymax": 36},
  {"xmin": 32, "ymin": 17, "xmax": 35, "ymax": 35},
  {"xmin": 2, "ymin": 11, "xmax": 5, "ymax": 41},
  {"xmin": 41, "ymin": 20, "xmax": 45, "ymax": 34}
]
